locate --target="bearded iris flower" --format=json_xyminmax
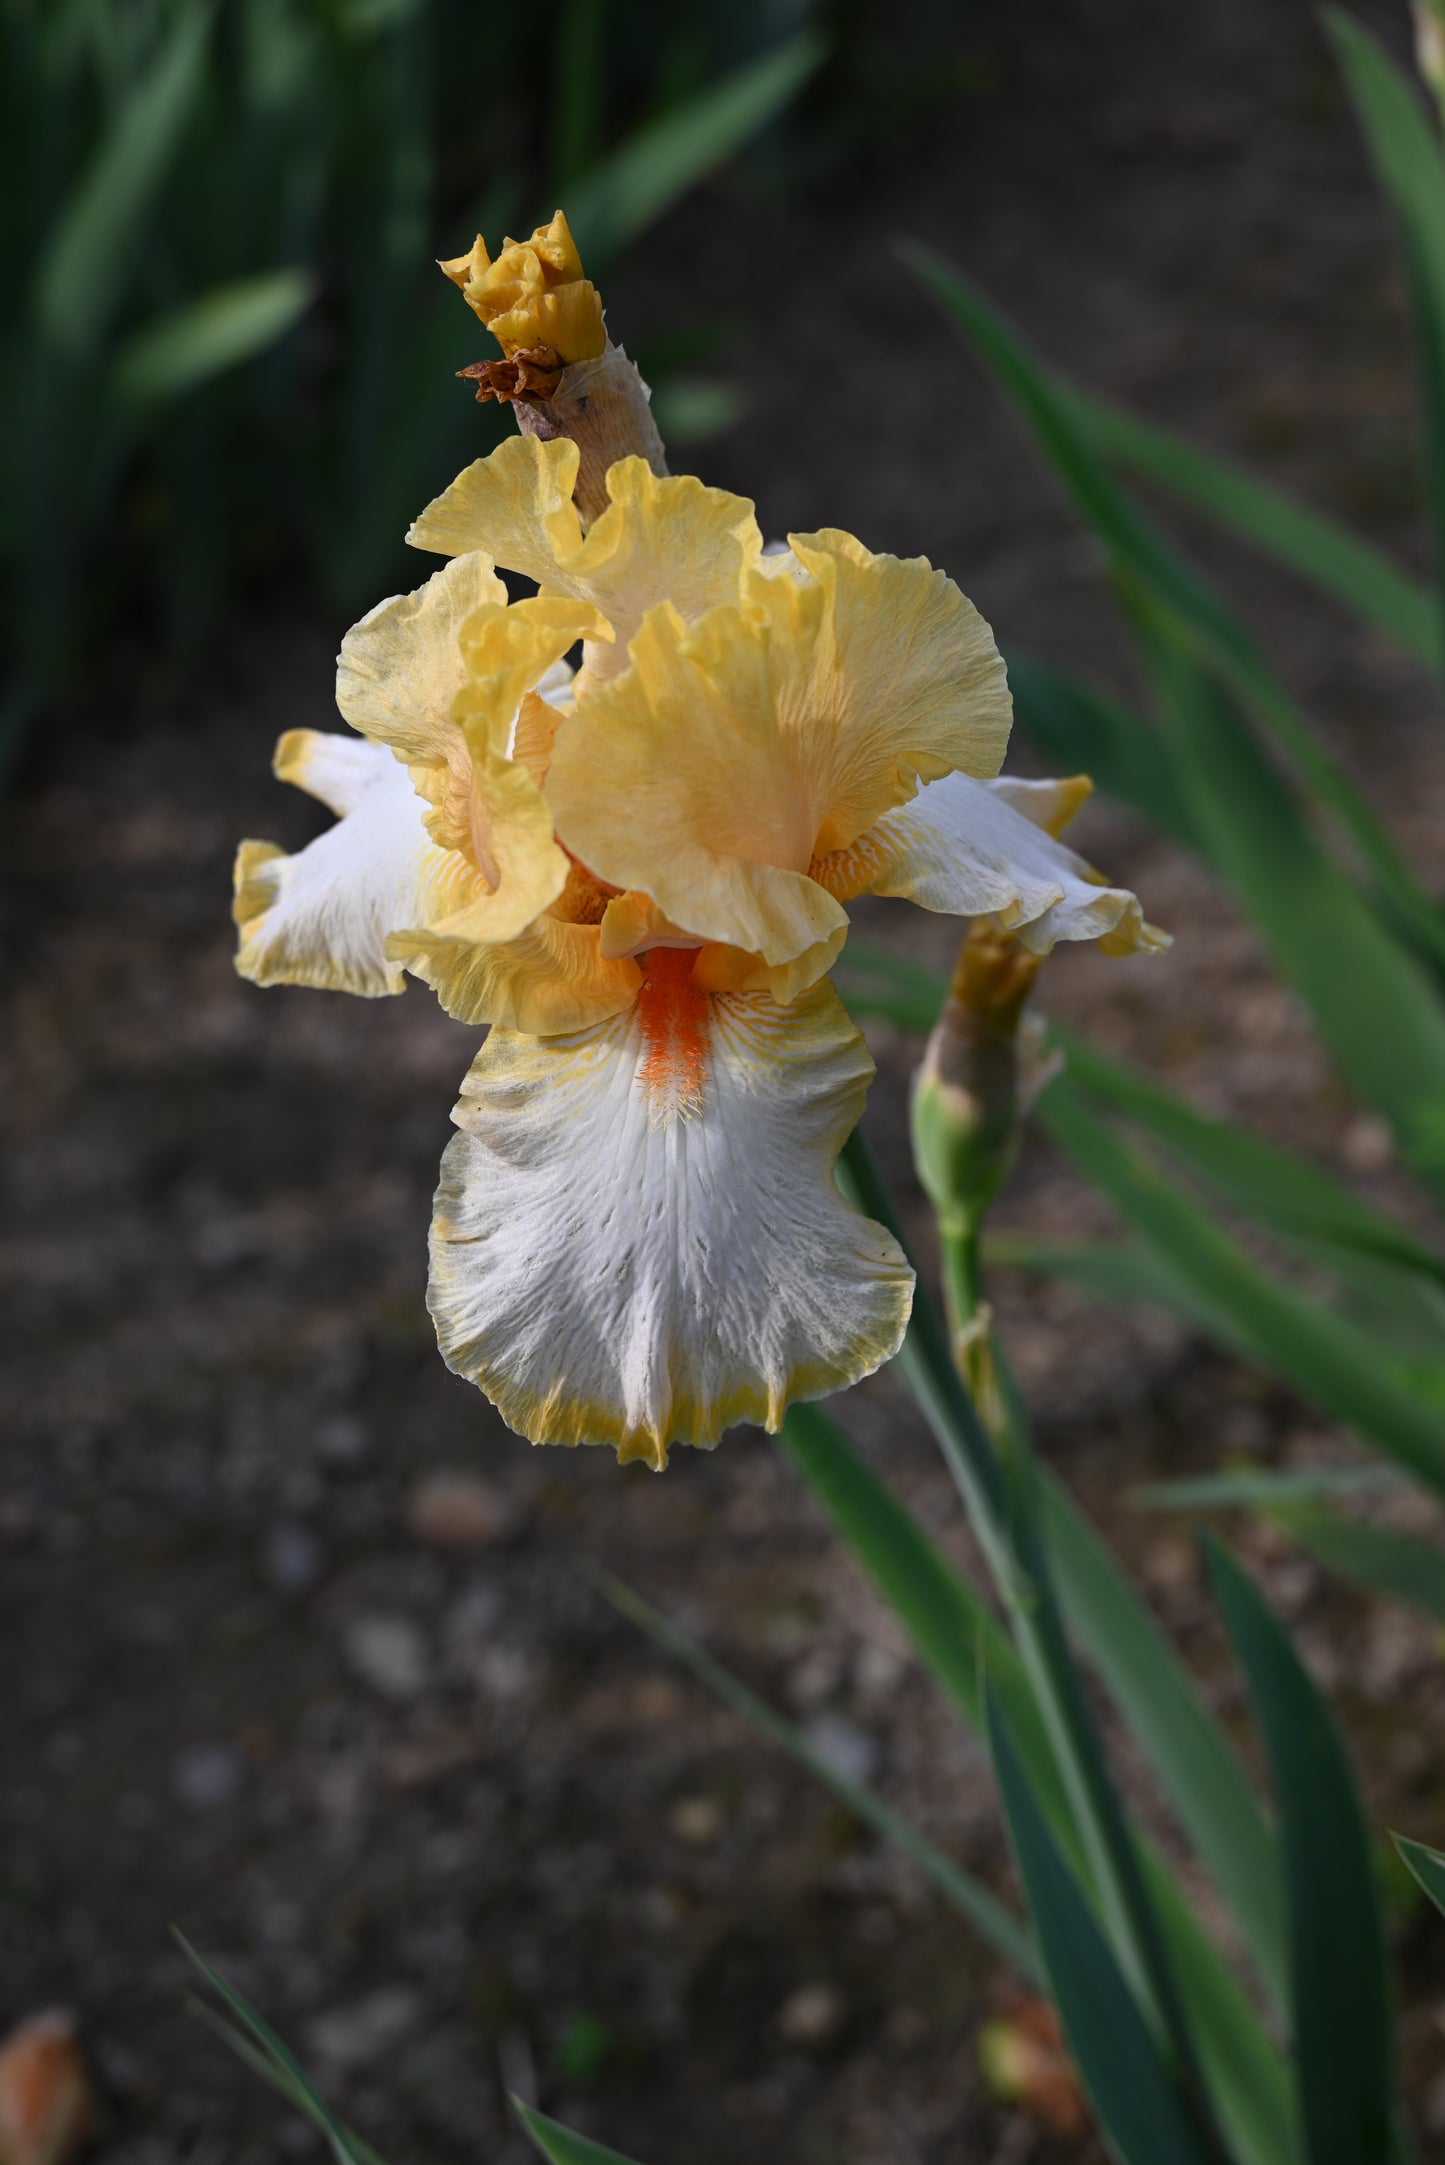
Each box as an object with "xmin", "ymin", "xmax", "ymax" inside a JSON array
[{"xmin": 234, "ymin": 237, "xmax": 1162, "ymax": 1469}]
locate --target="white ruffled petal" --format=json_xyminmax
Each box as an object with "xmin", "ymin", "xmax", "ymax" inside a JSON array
[
  {"xmin": 428, "ymin": 963, "xmax": 914, "ymax": 1466},
  {"xmin": 818, "ymin": 772, "xmax": 1165, "ymax": 955},
  {"xmin": 234, "ymin": 734, "xmax": 478, "ymax": 996}
]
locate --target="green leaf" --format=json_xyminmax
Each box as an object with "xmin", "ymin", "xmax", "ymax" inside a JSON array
[
  {"xmin": 780, "ymin": 1402, "xmax": 1065, "ymax": 1817},
  {"xmin": 1393, "ymin": 1833, "xmax": 1445, "ymax": 1918},
  {"xmin": 986, "ymin": 1690, "xmax": 1216, "ymax": 2165},
  {"xmin": 782, "ymin": 1401, "xmax": 1297, "ymax": 2165},
  {"xmin": 987, "ymin": 1231, "xmax": 1221, "ymax": 1330},
  {"xmin": 1207, "ymin": 1540, "xmax": 1394, "ymax": 2165},
  {"xmin": 177, "ymin": 1936, "xmax": 388, "ymax": 2165},
  {"xmin": 1052, "ymin": 1031, "xmax": 1445, "ymax": 1294},
  {"xmin": 1041, "ymin": 1486, "xmax": 1287, "ymax": 2011},
  {"xmin": 1044, "ymin": 1032, "xmax": 1445, "ymax": 1356},
  {"xmin": 601, "ymin": 1564, "xmax": 1039, "ymax": 1979},
  {"xmin": 784, "ymin": 1403, "xmax": 1285, "ymax": 2005},
  {"xmin": 552, "ymin": 0, "xmax": 605, "ymax": 192},
  {"xmin": 1006, "ymin": 651, "xmax": 1205, "ymax": 853},
  {"xmin": 648, "ymin": 374, "xmax": 745, "ymax": 444},
  {"xmin": 514, "ymin": 2100, "xmax": 647, "ymax": 2165},
  {"xmin": 1041, "ymin": 1082, "xmax": 1445, "ymax": 1497},
  {"xmin": 567, "ymin": 31, "xmax": 824, "ymax": 267},
  {"xmin": 1269, "ymin": 1504, "xmax": 1445, "ymax": 1626},
  {"xmin": 1134, "ymin": 1466, "xmax": 1404, "ymax": 1512},
  {"xmin": 1130, "ymin": 615, "xmax": 1445, "ymax": 1187},
  {"xmin": 35, "ymin": 4, "xmax": 212, "ymax": 352},
  {"xmin": 1328, "ymin": 11, "xmax": 1445, "ymax": 669},
  {"xmin": 908, "ymin": 242, "xmax": 1445, "ymax": 985},
  {"xmin": 111, "ymin": 269, "xmax": 315, "ymax": 402},
  {"xmin": 1066, "ymin": 385, "xmax": 1439, "ymax": 672}
]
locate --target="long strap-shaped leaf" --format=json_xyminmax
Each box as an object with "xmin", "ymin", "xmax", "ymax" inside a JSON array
[
  {"xmin": 839, "ymin": 1135, "xmax": 1209, "ymax": 2081},
  {"xmin": 1134, "ymin": 609, "xmax": 1445, "ymax": 1189},
  {"xmin": 1041, "ymin": 1081, "xmax": 1445, "ymax": 1495},
  {"xmin": 906, "ymin": 243, "xmax": 1445, "ymax": 975},
  {"xmin": 179, "ymin": 1936, "xmax": 389, "ymax": 2165},
  {"xmin": 986, "ymin": 1689, "xmax": 1217, "ymax": 2165},
  {"xmin": 515, "ymin": 2101, "xmax": 648, "ymax": 2165},
  {"xmin": 780, "ymin": 1405, "xmax": 1297, "ymax": 2165},
  {"xmin": 1394, "ymin": 1834, "xmax": 1445, "ymax": 1917},
  {"xmin": 1052, "ymin": 1030, "xmax": 1445, "ymax": 1291},
  {"xmin": 1038, "ymin": 1485, "xmax": 1287, "ymax": 2009},
  {"xmin": 566, "ymin": 31, "xmax": 826, "ymax": 267},
  {"xmin": 1327, "ymin": 10, "xmax": 1445, "ymax": 677},
  {"xmin": 1256, "ymin": 1504, "xmax": 1445, "ymax": 1628},
  {"xmin": 783, "ymin": 1406, "xmax": 1283, "ymax": 1997},
  {"xmin": 1207, "ymin": 1541, "xmax": 1395, "ymax": 2165},
  {"xmin": 33, "ymin": 2, "xmax": 212, "ymax": 352},
  {"xmin": 1064, "ymin": 386, "xmax": 1439, "ymax": 673},
  {"xmin": 1048, "ymin": 1035, "xmax": 1445, "ymax": 1356},
  {"xmin": 1006, "ymin": 651, "xmax": 1208, "ymax": 853},
  {"xmin": 601, "ymin": 1566, "xmax": 1039, "ymax": 1979}
]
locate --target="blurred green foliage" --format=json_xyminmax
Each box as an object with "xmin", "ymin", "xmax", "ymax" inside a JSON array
[
  {"xmin": 836, "ymin": 13, "xmax": 1445, "ymax": 1638},
  {"xmin": 1, "ymin": 0, "xmax": 843, "ymax": 781}
]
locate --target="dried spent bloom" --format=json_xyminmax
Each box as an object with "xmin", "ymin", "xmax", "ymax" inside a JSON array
[
  {"xmin": 0, "ymin": 2013, "xmax": 91, "ymax": 2165},
  {"xmin": 439, "ymin": 211, "xmax": 664, "ymax": 524},
  {"xmin": 441, "ymin": 209, "xmax": 605, "ymax": 363},
  {"xmin": 979, "ymin": 1999, "xmax": 1089, "ymax": 2140},
  {"xmin": 235, "ymin": 333, "xmax": 1164, "ymax": 1467}
]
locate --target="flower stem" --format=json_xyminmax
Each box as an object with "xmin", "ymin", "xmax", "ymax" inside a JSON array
[{"xmin": 841, "ymin": 1124, "xmax": 1222, "ymax": 2151}]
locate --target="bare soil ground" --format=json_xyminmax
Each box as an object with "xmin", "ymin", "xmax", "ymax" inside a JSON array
[{"xmin": 4, "ymin": 3, "xmax": 1445, "ymax": 2160}]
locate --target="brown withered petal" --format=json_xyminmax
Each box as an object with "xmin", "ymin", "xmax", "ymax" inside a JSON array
[
  {"xmin": 0, "ymin": 2012, "xmax": 93, "ymax": 2165},
  {"xmin": 978, "ymin": 1996, "xmax": 1089, "ymax": 2140},
  {"xmin": 457, "ymin": 346, "xmax": 565, "ymax": 405}
]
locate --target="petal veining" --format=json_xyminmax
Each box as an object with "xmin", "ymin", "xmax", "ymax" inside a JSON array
[
  {"xmin": 753, "ymin": 529, "xmax": 1014, "ymax": 852},
  {"xmin": 427, "ymin": 970, "xmax": 914, "ymax": 1467},
  {"xmin": 547, "ymin": 602, "xmax": 849, "ymax": 991},
  {"xmin": 812, "ymin": 771, "xmax": 1168, "ymax": 955}
]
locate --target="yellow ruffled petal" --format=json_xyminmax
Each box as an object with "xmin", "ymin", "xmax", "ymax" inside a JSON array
[
  {"xmin": 335, "ymin": 553, "xmax": 507, "ymax": 773},
  {"xmin": 545, "ymin": 522, "xmax": 1010, "ymax": 989},
  {"xmin": 452, "ymin": 730, "xmax": 569, "ymax": 942},
  {"xmin": 511, "ymin": 690, "xmax": 567, "ymax": 784},
  {"xmin": 441, "ymin": 210, "xmax": 605, "ymax": 362},
  {"xmin": 992, "ymin": 773, "xmax": 1095, "ymax": 839},
  {"xmin": 387, "ymin": 912, "xmax": 641, "ymax": 1032},
  {"xmin": 748, "ymin": 528, "xmax": 1014, "ymax": 852},
  {"xmin": 334, "ymin": 554, "xmax": 509, "ymax": 855},
  {"xmin": 595, "ymin": 890, "xmax": 838, "ymax": 1004},
  {"xmin": 408, "ymin": 436, "xmax": 762, "ymax": 677},
  {"xmin": 409, "ymin": 432, "xmax": 582, "ymax": 577},
  {"xmin": 409, "ymin": 594, "xmax": 597, "ymax": 939},
  {"xmin": 597, "ymin": 889, "xmax": 688, "ymax": 959},
  {"xmin": 427, "ymin": 964, "xmax": 914, "ymax": 1466},
  {"xmin": 691, "ymin": 943, "xmax": 774, "ymax": 995},
  {"xmin": 546, "ymin": 600, "xmax": 849, "ymax": 987},
  {"xmin": 235, "ymin": 738, "xmax": 479, "ymax": 997}
]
